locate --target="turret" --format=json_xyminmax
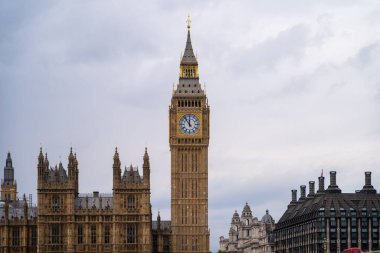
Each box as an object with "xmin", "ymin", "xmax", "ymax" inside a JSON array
[
  {"xmin": 67, "ymin": 147, "xmax": 79, "ymax": 196},
  {"xmin": 229, "ymin": 210, "xmax": 240, "ymax": 242},
  {"xmin": 4, "ymin": 152, "xmax": 14, "ymax": 183},
  {"xmin": 157, "ymin": 211, "xmax": 161, "ymax": 230},
  {"xmin": 143, "ymin": 147, "xmax": 150, "ymax": 185},
  {"xmin": 1, "ymin": 152, "xmax": 18, "ymax": 201},
  {"xmin": 23, "ymin": 194, "xmax": 28, "ymax": 219},
  {"xmin": 68, "ymin": 147, "xmax": 75, "ymax": 178},
  {"xmin": 74, "ymin": 153, "xmax": 79, "ymax": 196},
  {"xmin": 241, "ymin": 202, "xmax": 253, "ymax": 227},
  {"xmin": 37, "ymin": 147, "xmax": 45, "ymax": 180},
  {"xmin": 113, "ymin": 147, "xmax": 121, "ymax": 189}
]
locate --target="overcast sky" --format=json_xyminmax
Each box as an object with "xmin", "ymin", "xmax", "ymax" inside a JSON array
[{"xmin": 1, "ymin": 0, "xmax": 380, "ymax": 251}]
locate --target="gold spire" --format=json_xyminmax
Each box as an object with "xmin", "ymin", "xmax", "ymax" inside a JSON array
[{"xmin": 187, "ymin": 14, "xmax": 191, "ymax": 31}]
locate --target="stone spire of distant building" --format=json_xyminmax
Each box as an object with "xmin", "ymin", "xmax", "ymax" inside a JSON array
[{"xmin": 1, "ymin": 152, "xmax": 17, "ymax": 201}]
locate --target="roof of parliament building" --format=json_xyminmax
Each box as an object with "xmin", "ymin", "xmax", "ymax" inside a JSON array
[{"xmin": 276, "ymin": 171, "xmax": 380, "ymax": 229}]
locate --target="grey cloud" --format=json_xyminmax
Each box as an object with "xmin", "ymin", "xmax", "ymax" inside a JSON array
[
  {"xmin": 229, "ymin": 24, "xmax": 310, "ymax": 74},
  {"xmin": 349, "ymin": 43, "xmax": 379, "ymax": 68}
]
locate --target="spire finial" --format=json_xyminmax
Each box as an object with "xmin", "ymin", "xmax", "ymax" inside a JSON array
[{"xmin": 187, "ymin": 15, "xmax": 191, "ymax": 31}]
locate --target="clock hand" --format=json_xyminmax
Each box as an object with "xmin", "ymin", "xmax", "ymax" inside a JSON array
[{"xmin": 187, "ymin": 116, "xmax": 192, "ymax": 127}]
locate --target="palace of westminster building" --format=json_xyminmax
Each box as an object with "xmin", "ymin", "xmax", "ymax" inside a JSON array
[{"xmin": 0, "ymin": 19, "xmax": 210, "ymax": 253}]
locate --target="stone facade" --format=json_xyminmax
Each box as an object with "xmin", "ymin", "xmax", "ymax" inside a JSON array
[
  {"xmin": 169, "ymin": 18, "xmax": 210, "ymax": 253},
  {"xmin": 37, "ymin": 147, "xmax": 152, "ymax": 253},
  {"xmin": 219, "ymin": 203, "xmax": 275, "ymax": 253}
]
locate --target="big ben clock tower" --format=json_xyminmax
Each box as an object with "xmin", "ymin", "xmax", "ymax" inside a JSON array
[{"xmin": 170, "ymin": 17, "xmax": 210, "ymax": 253}]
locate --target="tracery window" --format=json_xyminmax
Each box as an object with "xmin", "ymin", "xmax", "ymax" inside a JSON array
[
  {"xmin": 128, "ymin": 195, "xmax": 136, "ymax": 209},
  {"xmin": 50, "ymin": 224, "xmax": 62, "ymax": 244},
  {"xmin": 78, "ymin": 224, "xmax": 83, "ymax": 244},
  {"xmin": 126, "ymin": 223, "xmax": 137, "ymax": 244},
  {"xmin": 51, "ymin": 195, "xmax": 61, "ymax": 210},
  {"xmin": 31, "ymin": 226, "xmax": 37, "ymax": 246},
  {"xmin": 91, "ymin": 224, "xmax": 96, "ymax": 244},
  {"xmin": 12, "ymin": 227, "xmax": 20, "ymax": 246},
  {"xmin": 104, "ymin": 224, "xmax": 110, "ymax": 244}
]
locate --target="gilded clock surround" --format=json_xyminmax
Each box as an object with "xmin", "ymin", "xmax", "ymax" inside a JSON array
[{"xmin": 177, "ymin": 112, "xmax": 203, "ymax": 137}]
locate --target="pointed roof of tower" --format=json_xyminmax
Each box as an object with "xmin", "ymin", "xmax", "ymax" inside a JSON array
[
  {"xmin": 6, "ymin": 152, "xmax": 12, "ymax": 163},
  {"xmin": 180, "ymin": 15, "xmax": 198, "ymax": 66},
  {"xmin": 5, "ymin": 152, "xmax": 13, "ymax": 169}
]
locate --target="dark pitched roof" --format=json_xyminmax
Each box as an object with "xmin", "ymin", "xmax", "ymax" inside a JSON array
[{"xmin": 276, "ymin": 192, "xmax": 380, "ymax": 229}]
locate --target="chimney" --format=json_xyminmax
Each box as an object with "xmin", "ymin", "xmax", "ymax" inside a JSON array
[
  {"xmin": 365, "ymin": 171, "xmax": 372, "ymax": 186},
  {"xmin": 291, "ymin": 189, "xmax": 297, "ymax": 203},
  {"xmin": 299, "ymin": 185, "xmax": 306, "ymax": 200},
  {"xmin": 326, "ymin": 171, "xmax": 341, "ymax": 193},
  {"xmin": 93, "ymin": 191, "xmax": 99, "ymax": 198},
  {"xmin": 361, "ymin": 171, "xmax": 377, "ymax": 194},
  {"xmin": 308, "ymin": 181, "xmax": 315, "ymax": 197},
  {"xmin": 317, "ymin": 176, "xmax": 325, "ymax": 194},
  {"xmin": 330, "ymin": 171, "xmax": 336, "ymax": 186}
]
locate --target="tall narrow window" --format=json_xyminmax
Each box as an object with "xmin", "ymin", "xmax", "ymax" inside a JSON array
[
  {"xmin": 181, "ymin": 179, "xmax": 187, "ymax": 198},
  {"xmin": 123, "ymin": 196, "xmax": 127, "ymax": 208},
  {"xmin": 31, "ymin": 226, "xmax": 37, "ymax": 246},
  {"xmin": 193, "ymin": 152, "xmax": 198, "ymax": 172},
  {"xmin": 362, "ymin": 208, "xmax": 368, "ymax": 251},
  {"xmin": 52, "ymin": 195, "xmax": 61, "ymax": 210},
  {"xmin": 78, "ymin": 224, "xmax": 83, "ymax": 244},
  {"xmin": 163, "ymin": 235, "xmax": 170, "ymax": 252},
  {"xmin": 181, "ymin": 153, "xmax": 184, "ymax": 172},
  {"xmin": 372, "ymin": 208, "xmax": 379, "ymax": 250},
  {"xmin": 351, "ymin": 208, "xmax": 358, "ymax": 247},
  {"xmin": 126, "ymin": 224, "xmax": 137, "ymax": 244},
  {"xmin": 12, "ymin": 227, "xmax": 20, "ymax": 246},
  {"xmin": 128, "ymin": 195, "xmax": 136, "ymax": 209},
  {"xmin": 50, "ymin": 224, "xmax": 62, "ymax": 244},
  {"xmin": 91, "ymin": 224, "xmax": 96, "ymax": 244},
  {"xmin": 192, "ymin": 179, "xmax": 197, "ymax": 198},
  {"xmin": 104, "ymin": 224, "xmax": 110, "ymax": 244},
  {"xmin": 195, "ymin": 208, "xmax": 198, "ymax": 224},
  {"xmin": 184, "ymin": 180, "xmax": 187, "ymax": 198}
]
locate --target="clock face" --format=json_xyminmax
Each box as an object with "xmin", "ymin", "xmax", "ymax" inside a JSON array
[{"xmin": 179, "ymin": 114, "xmax": 200, "ymax": 134}]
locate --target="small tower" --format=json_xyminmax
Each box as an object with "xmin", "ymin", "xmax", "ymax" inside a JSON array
[
  {"xmin": 1, "ymin": 152, "xmax": 18, "ymax": 202},
  {"xmin": 113, "ymin": 147, "xmax": 121, "ymax": 189},
  {"xmin": 67, "ymin": 147, "xmax": 79, "ymax": 196},
  {"xmin": 143, "ymin": 147, "xmax": 150, "ymax": 186},
  {"xmin": 241, "ymin": 202, "xmax": 253, "ymax": 224},
  {"xmin": 229, "ymin": 210, "xmax": 240, "ymax": 242}
]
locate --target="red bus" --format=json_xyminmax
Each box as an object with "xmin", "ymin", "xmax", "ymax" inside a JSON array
[{"xmin": 343, "ymin": 248, "xmax": 361, "ymax": 253}]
